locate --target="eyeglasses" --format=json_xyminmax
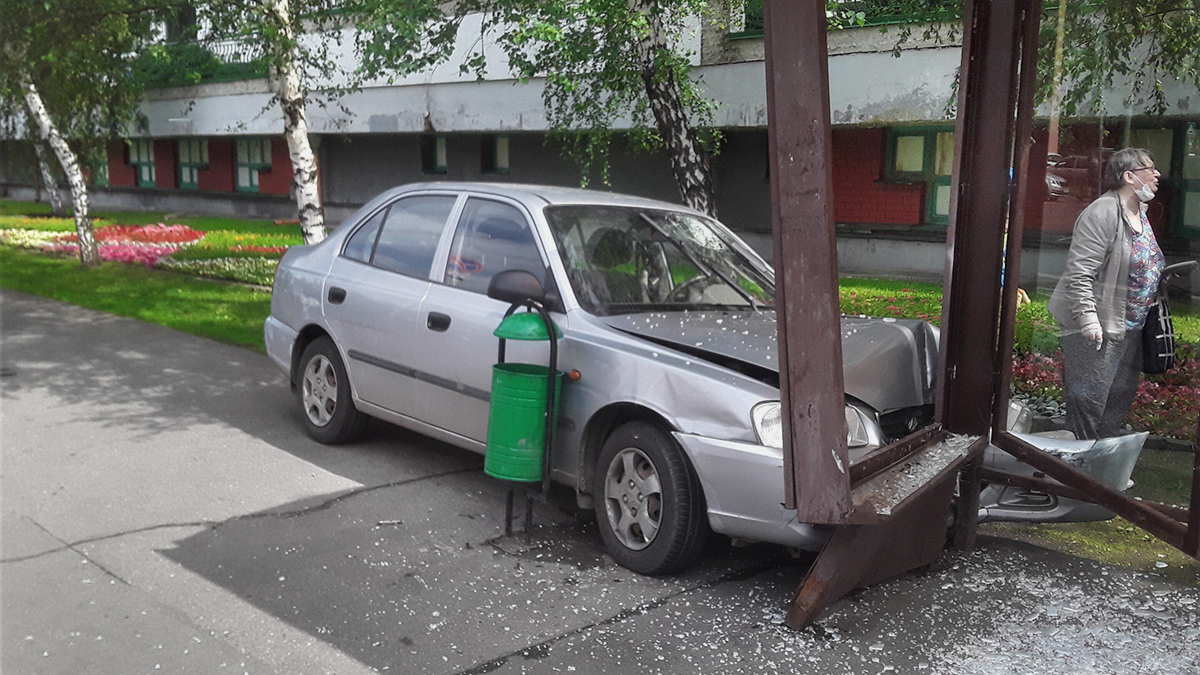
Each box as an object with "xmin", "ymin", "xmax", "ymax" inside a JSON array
[{"xmin": 1129, "ymin": 165, "xmax": 1159, "ymax": 174}]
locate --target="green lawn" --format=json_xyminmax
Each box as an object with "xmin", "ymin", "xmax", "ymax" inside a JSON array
[{"xmin": 0, "ymin": 247, "xmax": 271, "ymax": 350}]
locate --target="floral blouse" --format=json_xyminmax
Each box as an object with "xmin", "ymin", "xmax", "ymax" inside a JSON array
[{"xmin": 1125, "ymin": 208, "xmax": 1165, "ymax": 330}]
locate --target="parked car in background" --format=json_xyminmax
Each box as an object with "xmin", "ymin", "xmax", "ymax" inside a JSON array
[
  {"xmin": 265, "ymin": 182, "xmax": 1142, "ymax": 574},
  {"xmin": 1045, "ymin": 171, "xmax": 1069, "ymax": 199}
]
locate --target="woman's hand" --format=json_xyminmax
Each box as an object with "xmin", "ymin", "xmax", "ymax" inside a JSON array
[{"xmin": 1082, "ymin": 322, "xmax": 1103, "ymax": 349}]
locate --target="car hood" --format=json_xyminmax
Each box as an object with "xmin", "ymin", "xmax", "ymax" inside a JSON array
[{"xmin": 600, "ymin": 311, "xmax": 938, "ymax": 414}]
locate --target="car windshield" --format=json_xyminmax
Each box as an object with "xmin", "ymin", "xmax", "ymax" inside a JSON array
[{"xmin": 544, "ymin": 205, "xmax": 775, "ymax": 315}]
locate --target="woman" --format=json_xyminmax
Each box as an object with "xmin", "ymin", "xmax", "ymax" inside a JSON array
[{"xmin": 1047, "ymin": 147, "xmax": 1164, "ymax": 440}]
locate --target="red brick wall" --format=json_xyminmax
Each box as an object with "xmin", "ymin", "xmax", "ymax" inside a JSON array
[
  {"xmin": 257, "ymin": 137, "xmax": 294, "ymax": 196},
  {"xmin": 107, "ymin": 141, "xmax": 135, "ymax": 187},
  {"xmin": 154, "ymin": 140, "xmax": 177, "ymax": 189},
  {"xmin": 198, "ymin": 138, "xmax": 235, "ymax": 192},
  {"xmin": 831, "ymin": 128, "xmax": 924, "ymax": 226}
]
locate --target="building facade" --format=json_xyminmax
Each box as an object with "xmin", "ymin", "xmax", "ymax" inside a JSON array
[{"xmin": 2, "ymin": 6, "xmax": 1197, "ymax": 287}]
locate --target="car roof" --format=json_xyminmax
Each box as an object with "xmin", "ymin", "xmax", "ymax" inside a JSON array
[{"xmin": 395, "ymin": 181, "xmax": 705, "ymax": 216}]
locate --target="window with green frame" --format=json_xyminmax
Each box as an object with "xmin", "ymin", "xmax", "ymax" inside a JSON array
[
  {"xmin": 178, "ymin": 139, "xmax": 209, "ymax": 190},
  {"xmin": 235, "ymin": 137, "xmax": 272, "ymax": 192},
  {"xmin": 128, "ymin": 139, "xmax": 156, "ymax": 188},
  {"xmin": 421, "ymin": 135, "xmax": 447, "ymax": 174},
  {"xmin": 1125, "ymin": 123, "xmax": 1200, "ymax": 239},
  {"xmin": 481, "ymin": 134, "xmax": 509, "ymax": 174},
  {"xmin": 885, "ymin": 127, "xmax": 955, "ymax": 225},
  {"xmin": 1180, "ymin": 123, "xmax": 1200, "ymax": 238},
  {"xmin": 92, "ymin": 161, "xmax": 109, "ymax": 188}
]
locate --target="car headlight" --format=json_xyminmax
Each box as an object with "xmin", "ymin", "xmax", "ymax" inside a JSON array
[
  {"xmin": 751, "ymin": 401, "xmax": 875, "ymax": 450},
  {"xmin": 751, "ymin": 401, "xmax": 783, "ymax": 449}
]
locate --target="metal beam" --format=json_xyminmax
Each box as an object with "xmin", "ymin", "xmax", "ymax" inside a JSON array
[
  {"xmin": 785, "ymin": 468, "xmax": 959, "ymax": 628},
  {"xmin": 1188, "ymin": 418, "xmax": 1200, "ymax": 557},
  {"xmin": 978, "ymin": 467, "xmax": 1192, "ymax": 523},
  {"xmin": 762, "ymin": 0, "xmax": 850, "ymax": 522},
  {"xmin": 937, "ymin": 0, "xmax": 1038, "ymax": 436},
  {"xmin": 994, "ymin": 433, "xmax": 1189, "ymax": 552}
]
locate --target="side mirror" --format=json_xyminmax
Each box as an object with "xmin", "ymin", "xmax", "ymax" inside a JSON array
[{"xmin": 488, "ymin": 269, "xmax": 546, "ymax": 306}]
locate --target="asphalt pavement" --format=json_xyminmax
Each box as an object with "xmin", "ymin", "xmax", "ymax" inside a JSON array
[{"xmin": 2, "ymin": 289, "xmax": 1198, "ymax": 675}]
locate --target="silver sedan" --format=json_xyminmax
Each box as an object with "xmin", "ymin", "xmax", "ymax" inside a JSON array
[{"xmin": 264, "ymin": 182, "xmax": 1137, "ymax": 574}]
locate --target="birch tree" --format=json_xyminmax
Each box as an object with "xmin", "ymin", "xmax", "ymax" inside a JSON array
[
  {"xmin": 201, "ymin": 0, "xmax": 456, "ymax": 244},
  {"xmin": 30, "ymin": 131, "xmax": 65, "ymax": 217},
  {"xmin": 21, "ymin": 77, "xmax": 99, "ymax": 264},
  {"xmin": 0, "ymin": 0, "xmax": 161, "ymax": 266},
  {"xmin": 463, "ymin": 0, "xmax": 721, "ymax": 215}
]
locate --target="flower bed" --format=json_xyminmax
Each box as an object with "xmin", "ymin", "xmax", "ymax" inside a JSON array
[
  {"xmin": 839, "ymin": 283, "xmax": 943, "ymax": 324},
  {"xmin": 0, "ymin": 219, "xmax": 291, "ymax": 282},
  {"xmin": 156, "ymin": 257, "xmax": 279, "ymax": 286},
  {"xmin": 170, "ymin": 230, "xmax": 300, "ymax": 261},
  {"xmin": 59, "ymin": 223, "xmax": 205, "ymax": 244},
  {"xmin": 0, "ymin": 228, "xmax": 62, "ymax": 248},
  {"xmin": 44, "ymin": 242, "xmax": 183, "ymax": 266},
  {"xmin": 1011, "ymin": 346, "xmax": 1199, "ymax": 440}
]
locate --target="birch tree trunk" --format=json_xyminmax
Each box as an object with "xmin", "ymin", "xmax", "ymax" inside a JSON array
[
  {"xmin": 265, "ymin": 0, "xmax": 326, "ymax": 246},
  {"xmin": 22, "ymin": 77, "xmax": 99, "ymax": 266},
  {"xmin": 31, "ymin": 136, "xmax": 66, "ymax": 217},
  {"xmin": 628, "ymin": 0, "xmax": 715, "ymax": 217}
]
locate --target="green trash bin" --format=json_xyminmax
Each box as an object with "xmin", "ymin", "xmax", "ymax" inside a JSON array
[
  {"xmin": 484, "ymin": 363, "xmax": 563, "ymax": 482},
  {"xmin": 484, "ymin": 311, "xmax": 563, "ymax": 483}
]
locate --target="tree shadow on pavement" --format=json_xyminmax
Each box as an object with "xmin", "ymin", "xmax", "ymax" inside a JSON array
[{"xmin": 0, "ymin": 289, "xmax": 481, "ymax": 487}]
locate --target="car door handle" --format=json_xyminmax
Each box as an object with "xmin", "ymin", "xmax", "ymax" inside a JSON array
[
  {"xmin": 427, "ymin": 312, "xmax": 451, "ymax": 332},
  {"xmin": 328, "ymin": 287, "xmax": 347, "ymax": 304}
]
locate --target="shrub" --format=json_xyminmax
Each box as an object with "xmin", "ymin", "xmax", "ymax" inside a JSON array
[{"xmin": 1014, "ymin": 301, "xmax": 1059, "ymax": 355}]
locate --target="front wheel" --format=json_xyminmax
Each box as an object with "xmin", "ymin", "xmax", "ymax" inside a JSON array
[
  {"xmin": 296, "ymin": 337, "xmax": 366, "ymax": 444},
  {"xmin": 594, "ymin": 422, "xmax": 709, "ymax": 574}
]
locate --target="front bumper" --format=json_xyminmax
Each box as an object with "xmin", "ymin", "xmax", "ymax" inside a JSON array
[
  {"xmin": 979, "ymin": 430, "xmax": 1148, "ymax": 523},
  {"xmin": 673, "ymin": 432, "xmax": 830, "ymax": 551}
]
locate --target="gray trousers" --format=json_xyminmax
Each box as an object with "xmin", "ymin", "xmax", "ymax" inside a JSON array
[{"xmin": 1061, "ymin": 329, "xmax": 1143, "ymax": 440}]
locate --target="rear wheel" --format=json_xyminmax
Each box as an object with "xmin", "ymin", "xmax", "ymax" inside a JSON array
[
  {"xmin": 594, "ymin": 422, "xmax": 709, "ymax": 574},
  {"xmin": 297, "ymin": 337, "xmax": 366, "ymax": 444}
]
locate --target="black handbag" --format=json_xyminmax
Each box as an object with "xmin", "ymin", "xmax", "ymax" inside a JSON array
[{"xmin": 1141, "ymin": 291, "xmax": 1175, "ymax": 374}]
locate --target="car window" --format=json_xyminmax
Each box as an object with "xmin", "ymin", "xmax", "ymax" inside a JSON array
[
  {"xmin": 342, "ymin": 208, "xmax": 386, "ymax": 263},
  {"xmin": 444, "ymin": 198, "xmax": 545, "ymax": 294},
  {"xmin": 371, "ymin": 195, "xmax": 457, "ymax": 278},
  {"xmin": 545, "ymin": 205, "xmax": 774, "ymax": 315}
]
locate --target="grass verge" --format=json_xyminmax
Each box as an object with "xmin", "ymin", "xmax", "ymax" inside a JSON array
[
  {"xmin": 0, "ymin": 247, "xmax": 270, "ymax": 350},
  {"xmin": 981, "ymin": 447, "xmax": 1199, "ymax": 588}
]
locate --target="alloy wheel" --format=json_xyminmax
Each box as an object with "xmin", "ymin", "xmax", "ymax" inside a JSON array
[
  {"xmin": 602, "ymin": 447, "xmax": 663, "ymax": 550},
  {"xmin": 301, "ymin": 354, "xmax": 338, "ymax": 427}
]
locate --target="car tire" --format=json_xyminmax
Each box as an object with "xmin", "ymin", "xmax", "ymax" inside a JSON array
[
  {"xmin": 594, "ymin": 422, "xmax": 709, "ymax": 574},
  {"xmin": 296, "ymin": 337, "xmax": 366, "ymax": 444}
]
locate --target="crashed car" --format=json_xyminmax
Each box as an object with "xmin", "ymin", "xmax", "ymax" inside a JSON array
[{"xmin": 265, "ymin": 182, "xmax": 1140, "ymax": 574}]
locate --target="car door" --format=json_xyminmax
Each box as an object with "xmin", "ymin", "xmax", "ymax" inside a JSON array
[
  {"xmin": 322, "ymin": 192, "xmax": 461, "ymax": 417},
  {"xmin": 413, "ymin": 196, "xmax": 556, "ymax": 443}
]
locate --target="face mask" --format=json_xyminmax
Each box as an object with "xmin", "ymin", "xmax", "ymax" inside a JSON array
[{"xmin": 1131, "ymin": 174, "xmax": 1155, "ymax": 202}]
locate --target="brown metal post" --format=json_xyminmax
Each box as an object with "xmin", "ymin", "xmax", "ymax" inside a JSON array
[
  {"xmin": 1188, "ymin": 416, "xmax": 1200, "ymax": 557},
  {"xmin": 951, "ymin": 455, "xmax": 982, "ymax": 550},
  {"xmin": 937, "ymin": 0, "xmax": 1030, "ymax": 436},
  {"xmin": 762, "ymin": 0, "xmax": 850, "ymax": 521},
  {"xmin": 991, "ymin": 0, "xmax": 1044, "ymax": 436}
]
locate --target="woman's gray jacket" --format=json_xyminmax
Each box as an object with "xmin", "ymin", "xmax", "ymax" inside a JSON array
[{"xmin": 1047, "ymin": 190, "xmax": 1134, "ymax": 336}]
